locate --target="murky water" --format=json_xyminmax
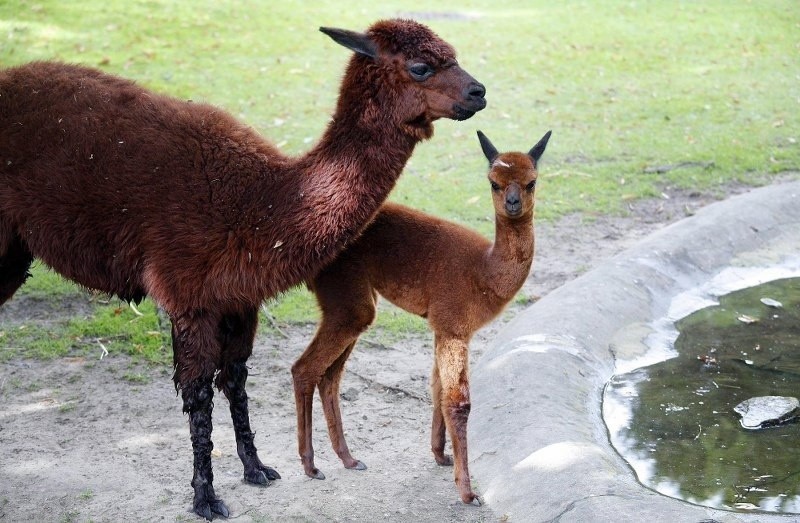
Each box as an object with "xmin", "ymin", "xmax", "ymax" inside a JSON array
[{"xmin": 604, "ymin": 277, "xmax": 800, "ymax": 513}]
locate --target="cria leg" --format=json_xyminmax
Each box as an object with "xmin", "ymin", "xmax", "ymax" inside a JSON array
[
  {"xmin": 318, "ymin": 340, "xmax": 366, "ymax": 471},
  {"xmin": 435, "ymin": 335, "xmax": 481, "ymax": 505},
  {"xmin": 430, "ymin": 358, "xmax": 453, "ymax": 466},
  {"xmin": 292, "ymin": 275, "xmax": 375, "ymax": 479}
]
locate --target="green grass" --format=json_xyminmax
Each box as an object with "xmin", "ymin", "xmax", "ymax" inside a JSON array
[
  {"xmin": 0, "ymin": 266, "xmax": 171, "ymax": 362},
  {"xmin": 1, "ymin": 0, "xmax": 798, "ymax": 356}
]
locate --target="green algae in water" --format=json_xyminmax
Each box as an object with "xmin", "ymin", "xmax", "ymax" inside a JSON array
[{"xmin": 605, "ymin": 277, "xmax": 800, "ymax": 513}]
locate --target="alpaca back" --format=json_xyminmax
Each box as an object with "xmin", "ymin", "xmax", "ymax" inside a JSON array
[
  {"xmin": 0, "ymin": 62, "xmax": 285, "ymax": 303},
  {"xmin": 317, "ymin": 202, "xmax": 498, "ymax": 327}
]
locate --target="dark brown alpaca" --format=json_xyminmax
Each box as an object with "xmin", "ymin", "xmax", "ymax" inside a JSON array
[
  {"xmin": 0, "ymin": 19, "xmax": 486, "ymax": 519},
  {"xmin": 292, "ymin": 130, "xmax": 551, "ymax": 505}
]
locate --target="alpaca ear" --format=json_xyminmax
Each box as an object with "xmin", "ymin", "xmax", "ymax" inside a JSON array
[
  {"xmin": 477, "ymin": 130, "xmax": 499, "ymax": 165},
  {"xmin": 320, "ymin": 27, "xmax": 378, "ymax": 59},
  {"xmin": 529, "ymin": 130, "xmax": 552, "ymax": 163}
]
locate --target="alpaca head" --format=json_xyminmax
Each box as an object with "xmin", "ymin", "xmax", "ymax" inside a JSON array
[
  {"xmin": 478, "ymin": 130, "xmax": 552, "ymax": 219},
  {"xmin": 321, "ymin": 19, "xmax": 487, "ymax": 140}
]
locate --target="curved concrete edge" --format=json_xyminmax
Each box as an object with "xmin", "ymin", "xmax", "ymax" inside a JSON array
[{"xmin": 470, "ymin": 181, "xmax": 800, "ymax": 522}]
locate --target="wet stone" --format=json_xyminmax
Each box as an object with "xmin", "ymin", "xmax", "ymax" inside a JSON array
[{"xmin": 734, "ymin": 396, "xmax": 800, "ymax": 430}]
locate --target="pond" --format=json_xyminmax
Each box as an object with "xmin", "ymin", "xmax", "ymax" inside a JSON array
[{"xmin": 604, "ymin": 277, "xmax": 800, "ymax": 513}]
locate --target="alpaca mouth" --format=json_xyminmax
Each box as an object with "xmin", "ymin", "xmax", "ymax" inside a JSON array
[
  {"xmin": 452, "ymin": 98, "xmax": 486, "ymax": 121},
  {"xmin": 505, "ymin": 204, "xmax": 523, "ymax": 217}
]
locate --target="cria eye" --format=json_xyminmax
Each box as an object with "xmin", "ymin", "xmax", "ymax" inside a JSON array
[
  {"xmin": 526, "ymin": 181, "xmax": 536, "ymax": 191},
  {"xmin": 490, "ymin": 181, "xmax": 500, "ymax": 191}
]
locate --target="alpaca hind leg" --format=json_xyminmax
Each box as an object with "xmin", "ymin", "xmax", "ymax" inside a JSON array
[
  {"xmin": 292, "ymin": 298, "xmax": 374, "ymax": 479},
  {"xmin": 318, "ymin": 340, "xmax": 366, "ymax": 471},
  {"xmin": 435, "ymin": 335, "xmax": 481, "ymax": 505},
  {"xmin": 0, "ymin": 233, "xmax": 33, "ymax": 306},
  {"xmin": 430, "ymin": 359, "xmax": 453, "ymax": 466},
  {"xmin": 172, "ymin": 312, "xmax": 229, "ymax": 520},
  {"xmin": 216, "ymin": 308, "xmax": 280, "ymax": 485}
]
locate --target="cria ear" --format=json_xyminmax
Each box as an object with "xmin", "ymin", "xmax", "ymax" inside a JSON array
[
  {"xmin": 529, "ymin": 130, "xmax": 552, "ymax": 163},
  {"xmin": 319, "ymin": 27, "xmax": 378, "ymax": 59},
  {"xmin": 476, "ymin": 130, "xmax": 498, "ymax": 165}
]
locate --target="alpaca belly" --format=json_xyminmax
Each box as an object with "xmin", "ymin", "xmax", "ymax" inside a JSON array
[{"xmin": 18, "ymin": 213, "xmax": 147, "ymax": 300}]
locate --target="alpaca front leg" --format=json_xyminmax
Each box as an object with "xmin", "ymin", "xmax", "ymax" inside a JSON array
[
  {"xmin": 435, "ymin": 336, "xmax": 481, "ymax": 505},
  {"xmin": 182, "ymin": 379, "xmax": 230, "ymax": 520},
  {"xmin": 430, "ymin": 359, "xmax": 453, "ymax": 466},
  {"xmin": 217, "ymin": 309, "xmax": 280, "ymax": 485},
  {"xmin": 222, "ymin": 361, "xmax": 281, "ymax": 485}
]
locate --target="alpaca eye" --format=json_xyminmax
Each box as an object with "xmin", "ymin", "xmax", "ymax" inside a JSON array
[
  {"xmin": 526, "ymin": 181, "xmax": 536, "ymax": 192},
  {"xmin": 490, "ymin": 181, "xmax": 500, "ymax": 192},
  {"xmin": 408, "ymin": 63, "xmax": 434, "ymax": 81}
]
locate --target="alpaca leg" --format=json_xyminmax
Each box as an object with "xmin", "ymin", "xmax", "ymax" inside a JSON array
[
  {"xmin": 318, "ymin": 340, "xmax": 366, "ymax": 471},
  {"xmin": 172, "ymin": 313, "xmax": 229, "ymax": 520},
  {"xmin": 435, "ymin": 335, "xmax": 480, "ymax": 505},
  {"xmin": 216, "ymin": 308, "xmax": 280, "ymax": 485},
  {"xmin": 0, "ymin": 233, "xmax": 33, "ymax": 306},
  {"xmin": 430, "ymin": 359, "xmax": 453, "ymax": 466},
  {"xmin": 182, "ymin": 379, "xmax": 229, "ymax": 520},
  {"xmin": 292, "ymin": 286, "xmax": 374, "ymax": 480},
  {"xmin": 292, "ymin": 328, "xmax": 362, "ymax": 479}
]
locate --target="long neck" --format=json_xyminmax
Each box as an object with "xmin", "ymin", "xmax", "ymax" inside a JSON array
[
  {"xmin": 483, "ymin": 212, "xmax": 535, "ymax": 301},
  {"xmin": 289, "ymin": 61, "xmax": 421, "ymax": 270}
]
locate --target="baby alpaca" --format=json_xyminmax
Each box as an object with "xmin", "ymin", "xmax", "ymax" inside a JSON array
[{"xmin": 292, "ymin": 130, "xmax": 552, "ymax": 504}]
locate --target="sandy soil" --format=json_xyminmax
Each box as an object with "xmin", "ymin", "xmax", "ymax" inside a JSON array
[{"xmin": 0, "ymin": 182, "xmax": 754, "ymax": 522}]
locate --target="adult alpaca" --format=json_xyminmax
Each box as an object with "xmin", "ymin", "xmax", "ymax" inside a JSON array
[
  {"xmin": 0, "ymin": 19, "xmax": 486, "ymax": 519},
  {"xmin": 293, "ymin": 130, "xmax": 551, "ymax": 505}
]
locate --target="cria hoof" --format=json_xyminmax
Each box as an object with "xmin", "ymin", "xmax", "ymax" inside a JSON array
[
  {"xmin": 461, "ymin": 493, "xmax": 482, "ymax": 506},
  {"xmin": 435, "ymin": 455, "xmax": 454, "ymax": 466},
  {"xmin": 348, "ymin": 460, "xmax": 367, "ymax": 471}
]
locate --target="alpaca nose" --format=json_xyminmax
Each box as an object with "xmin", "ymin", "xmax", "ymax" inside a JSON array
[
  {"xmin": 505, "ymin": 194, "xmax": 521, "ymax": 215},
  {"xmin": 467, "ymin": 81, "xmax": 486, "ymax": 100}
]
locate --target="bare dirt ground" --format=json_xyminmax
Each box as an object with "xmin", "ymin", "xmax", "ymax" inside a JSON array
[{"xmin": 0, "ymin": 181, "xmax": 762, "ymax": 522}]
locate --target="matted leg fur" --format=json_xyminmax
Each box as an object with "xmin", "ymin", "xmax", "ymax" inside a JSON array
[
  {"xmin": 171, "ymin": 312, "xmax": 229, "ymax": 520},
  {"xmin": 182, "ymin": 379, "xmax": 229, "ymax": 520},
  {"xmin": 216, "ymin": 308, "xmax": 280, "ymax": 485}
]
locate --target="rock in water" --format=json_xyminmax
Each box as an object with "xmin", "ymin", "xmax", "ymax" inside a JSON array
[{"xmin": 734, "ymin": 396, "xmax": 800, "ymax": 429}]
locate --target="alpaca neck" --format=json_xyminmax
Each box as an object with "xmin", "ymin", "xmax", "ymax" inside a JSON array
[
  {"xmin": 483, "ymin": 213, "xmax": 535, "ymax": 301},
  {"xmin": 289, "ymin": 72, "xmax": 422, "ymax": 268}
]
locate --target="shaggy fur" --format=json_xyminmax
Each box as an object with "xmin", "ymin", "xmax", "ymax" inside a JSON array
[
  {"xmin": 0, "ymin": 19, "xmax": 485, "ymax": 520},
  {"xmin": 292, "ymin": 130, "xmax": 551, "ymax": 505}
]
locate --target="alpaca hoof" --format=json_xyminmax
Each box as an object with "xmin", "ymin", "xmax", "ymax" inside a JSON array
[
  {"xmin": 461, "ymin": 492, "xmax": 482, "ymax": 506},
  {"xmin": 211, "ymin": 499, "xmax": 231, "ymax": 517},
  {"xmin": 259, "ymin": 464, "xmax": 281, "ymax": 481},
  {"xmin": 312, "ymin": 469, "xmax": 326, "ymax": 480},
  {"xmin": 435, "ymin": 455, "xmax": 454, "ymax": 466},
  {"xmin": 244, "ymin": 469, "xmax": 272, "ymax": 486},
  {"xmin": 348, "ymin": 460, "xmax": 367, "ymax": 471},
  {"xmin": 194, "ymin": 498, "xmax": 230, "ymax": 520}
]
